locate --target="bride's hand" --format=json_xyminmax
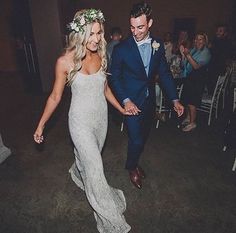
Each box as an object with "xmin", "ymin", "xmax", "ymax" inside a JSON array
[
  {"xmin": 121, "ymin": 108, "xmax": 140, "ymax": 115},
  {"xmin": 33, "ymin": 126, "xmax": 45, "ymax": 144}
]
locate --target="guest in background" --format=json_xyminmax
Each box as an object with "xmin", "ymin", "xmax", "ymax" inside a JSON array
[
  {"xmin": 163, "ymin": 32, "xmax": 173, "ymax": 63},
  {"xmin": 107, "ymin": 27, "xmax": 123, "ymax": 124},
  {"xmin": 172, "ymin": 30, "xmax": 192, "ymax": 56},
  {"xmin": 106, "ymin": 27, "xmax": 122, "ymax": 69},
  {"xmin": 207, "ymin": 24, "xmax": 232, "ymax": 94},
  {"xmin": 170, "ymin": 30, "xmax": 192, "ymax": 80},
  {"xmin": 180, "ymin": 32, "xmax": 211, "ymax": 132}
]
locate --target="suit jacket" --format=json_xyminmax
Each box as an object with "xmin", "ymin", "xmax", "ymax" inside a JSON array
[{"xmin": 109, "ymin": 35, "xmax": 178, "ymax": 107}]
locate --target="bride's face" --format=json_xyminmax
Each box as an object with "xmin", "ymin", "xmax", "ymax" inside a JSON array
[{"xmin": 86, "ymin": 22, "xmax": 102, "ymax": 52}]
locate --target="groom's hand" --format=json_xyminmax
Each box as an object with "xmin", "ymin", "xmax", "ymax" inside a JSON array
[{"xmin": 124, "ymin": 100, "xmax": 141, "ymax": 115}]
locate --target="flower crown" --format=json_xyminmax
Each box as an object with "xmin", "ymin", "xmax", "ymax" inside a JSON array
[{"xmin": 68, "ymin": 9, "xmax": 105, "ymax": 33}]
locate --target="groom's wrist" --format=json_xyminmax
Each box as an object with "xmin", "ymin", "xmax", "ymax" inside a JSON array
[
  {"xmin": 123, "ymin": 98, "xmax": 130, "ymax": 105},
  {"xmin": 172, "ymin": 99, "xmax": 179, "ymax": 104}
]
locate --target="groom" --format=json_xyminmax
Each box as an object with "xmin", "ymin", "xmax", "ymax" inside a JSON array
[{"xmin": 110, "ymin": 2, "xmax": 184, "ymax": 189}]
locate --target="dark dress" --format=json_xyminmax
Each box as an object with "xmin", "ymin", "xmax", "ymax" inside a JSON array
[{"xmin": 181, "ymin": 66, "xmax": 208, "ymax": 107}]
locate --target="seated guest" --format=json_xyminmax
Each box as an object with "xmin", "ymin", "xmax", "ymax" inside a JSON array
[
  {"xmin": 180, "ymin": 32, "xmax": 211, "ymax": 132},
  {"xmin": 206, "ymin": 24, "xmax": 232, "ymax": 94}
]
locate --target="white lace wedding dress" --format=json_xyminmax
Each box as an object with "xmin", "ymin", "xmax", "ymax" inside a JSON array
[{"xmin": 68, "ymin": 69, "xmax": 131, "ymax": 233}]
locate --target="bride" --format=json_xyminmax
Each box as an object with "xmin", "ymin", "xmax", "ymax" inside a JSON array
[{"xmin": 33, "ymin": 9, "xmax": 131, "ymax": 233}]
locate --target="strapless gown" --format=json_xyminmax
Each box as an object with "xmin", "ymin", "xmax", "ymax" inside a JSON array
[{"xmin": 68, "ymin": 70, "xmax": 131, "ymax": 233}]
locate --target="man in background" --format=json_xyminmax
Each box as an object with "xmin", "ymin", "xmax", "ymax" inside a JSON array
[
  {"xmin": 207, "ymin": 24, "xmax": 232, "ymax": 94},
  {"xmin": 106, "ymin": 27, "xmax": 122, "ymax": 69}
]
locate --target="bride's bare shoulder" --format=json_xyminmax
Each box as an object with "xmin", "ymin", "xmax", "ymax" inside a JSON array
[{"xmin": 56, "ymin": 52, "xmax": 74, "ymax": 73}]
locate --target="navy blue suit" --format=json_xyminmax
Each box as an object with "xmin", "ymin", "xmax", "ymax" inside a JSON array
[{"xmin": 110, "ymin": 35, "xmax": 177, "ymax": 170}]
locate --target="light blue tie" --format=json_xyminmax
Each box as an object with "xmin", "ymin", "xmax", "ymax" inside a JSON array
[
  {"xmin": 138, "ymin": 42, "xmax": 152, "ymax": 76},
  {"xmin": 138, "ymin": 42, "xmax": 152, "ymax": 97}
]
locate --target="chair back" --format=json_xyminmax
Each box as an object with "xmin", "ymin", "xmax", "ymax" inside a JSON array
[
  {"xmin": 233, "ymin": 87, "xmax": 236, "ymax": 111},
  {"xmin": 212, "ymin": 73, "xmax": 227, "ymax": 104},
  {"xmin": 222, "ymin": 65, "xmax": 233, "ymax": 91}
]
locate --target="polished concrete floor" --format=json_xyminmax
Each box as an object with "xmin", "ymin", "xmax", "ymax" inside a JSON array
[{"xmin": 0, "ymin": 72, "xmax": 236, "ymax": 233}]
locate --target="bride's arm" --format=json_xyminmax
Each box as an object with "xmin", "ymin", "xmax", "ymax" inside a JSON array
[
  {"xmin": 33, "ymin": 58, "xmax": 68, "ymax": 143},
  {"xmin": 104, "ymin": 81, "xmax": 138, "ymax": 115}
]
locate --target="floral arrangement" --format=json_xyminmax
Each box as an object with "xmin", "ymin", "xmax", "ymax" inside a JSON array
[
  {"xmin": 152, "ymin": 40, "xmax": 160, "ymax": 55},
  {"xmin": 68, "ymin": 9, "xmax": 105, "ymax": 33}
]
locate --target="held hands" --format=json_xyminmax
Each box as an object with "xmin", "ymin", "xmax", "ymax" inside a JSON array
[
  {"xmin": 173, "ymin": 101, "xmax": 184, "ymax": 117},
  {"xmin": 124, "ymin": 100, "xmax": 141, "ymax": 115},
  {"xmin": 33, "ymin": 126, "xmax": 44, "ymax": 144}
]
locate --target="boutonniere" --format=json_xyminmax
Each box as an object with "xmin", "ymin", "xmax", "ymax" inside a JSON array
[{"xmin": 152, "ymin": 40, "xmax": 160, "ymax": 55}]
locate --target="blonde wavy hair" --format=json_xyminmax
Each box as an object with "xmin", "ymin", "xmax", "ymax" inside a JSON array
[
  {"xmin": 65, "ymin": 9, "xmax": 107, "ymax": 85},
  {"xmin": 195, "ymin": 31, "xmax": 209, "ymax": 47}
]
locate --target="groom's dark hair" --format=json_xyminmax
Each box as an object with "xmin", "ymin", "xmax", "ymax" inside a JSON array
[{"xmin": 130, "ymin": 2, "xmax": 152, "ymax": 21}]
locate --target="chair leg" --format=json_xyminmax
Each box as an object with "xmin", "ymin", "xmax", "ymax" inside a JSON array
[
  {"xmin": 232, "ymin": 156, "xmax": 236, "ymax": 171},
  {"xmin": 215, "ymin": 102, "xmax": 218, "ymax": 119},
  {"xmin": 120, "ymin": 122, "xmax": 124, "ymax": 132},
  {"xmin": 208, "ymin": 109, "xmax": 212, "ymax": 126},
  {"xmin": 120, "ymin": 117, "xmax": 124, "ymax": 132},
  {"xmin": 222, "ymin": 93, "xmax": 225, "ymax": 109},
  {"xmin": 156, "ymin": 119, "xmax": 160, "ymax": 128}
]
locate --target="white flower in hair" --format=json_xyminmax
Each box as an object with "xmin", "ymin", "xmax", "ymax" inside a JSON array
[
  {"xmin": 70, "ymin": 22, "xmax": 77, "ymax": 30},
  {"xmin": 67, "ymin": 9, "xmax": 105, "ymax": 33},
  {"xmin": 98, "ymin": 12, "xmax": 104, "ymax": 18},
  {"xmin": 80, "ymin": 17, "xmax": 86, "ymax": 25}
]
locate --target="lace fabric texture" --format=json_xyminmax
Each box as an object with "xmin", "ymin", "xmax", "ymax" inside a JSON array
[{"xmin": 68, "ymin": 71, "xmax": 131, "ymax": 233}]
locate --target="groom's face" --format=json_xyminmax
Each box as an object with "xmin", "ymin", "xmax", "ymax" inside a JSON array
[{"xmin": 130, "ymin": 14, "xmax": 153, "ymax": 42}]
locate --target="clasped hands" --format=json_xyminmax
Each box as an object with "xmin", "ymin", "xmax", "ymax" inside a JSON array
[
  {"xmin": 123, "ymin": 100, "xmax": 184, "ymax": 117},
  {"xmin": 123, "ymin": 100, "xmax": 141, "ymax": 115}
]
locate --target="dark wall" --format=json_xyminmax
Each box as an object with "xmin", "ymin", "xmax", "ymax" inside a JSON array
[
  {"xmin": 0, "ymin": 0, "xmax": 234, "ymax": 73},
  {"xmin": 68, "ymin": 0, "xmax": 233, "ymax": 40},
  {"xmin": 0, "ymin": 0, "xmax": 17, "ymax": 71},
  {"xmin": 29, "ymin": 0, "xmax": 63, "ymax": 92}
]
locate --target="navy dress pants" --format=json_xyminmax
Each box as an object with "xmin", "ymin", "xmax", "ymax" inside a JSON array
[{"xmin": 125, "ymin": 97, "xmax": 155, "ymax": 170}]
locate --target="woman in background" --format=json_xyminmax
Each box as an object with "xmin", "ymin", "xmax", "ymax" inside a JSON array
[{"xmin": 180, "ymin": 32, "xmax": 211, "ymax": 132}]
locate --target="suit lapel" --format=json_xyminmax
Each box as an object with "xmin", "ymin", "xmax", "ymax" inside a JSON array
[
  {"xmin": 148, "ymin": 38, "xmax": 155, "ymax": 78},
  {"xmin": 127, "ymin": 36, "xmax": 147, "ymax": 77}
]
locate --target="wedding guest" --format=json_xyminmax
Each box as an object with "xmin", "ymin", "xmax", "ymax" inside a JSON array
[
  {"xmin": 207, "ymin": 24, "xmax": 232, "ymax": 94},
  {"xmin": 172, "ymin": 30, "xmax": 192, "ymax": 56},
  {"xmin": 106, "ymin": 27, "xmax": 122, "ymax": 69},
  {"xmin": 180, "ymin": 32, "xmax": 211, "ymax": 132},
  {"xmin": 163, "ymin": 32, "xmax": 174, "ymax": 63}
]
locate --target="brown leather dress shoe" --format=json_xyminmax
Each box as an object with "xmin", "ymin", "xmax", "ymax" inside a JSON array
[
  {"xmin": 136, "ymin": 166, "xmax": 146, "ymax": 179},
  {"xmin": 129, "ymin": 170, "xmax": 142, "ymax": 189}
]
